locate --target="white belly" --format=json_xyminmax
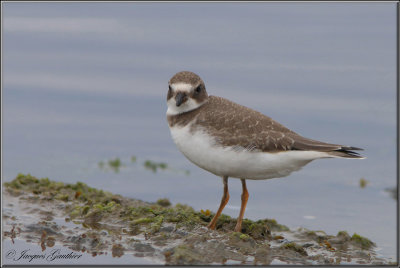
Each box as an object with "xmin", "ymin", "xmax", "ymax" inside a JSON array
[{"xmin": 169, "ymin": 124, "xmax": 331, "ymax": 180}]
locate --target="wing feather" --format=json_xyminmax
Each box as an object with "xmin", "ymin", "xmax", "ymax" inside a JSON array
[{"xmin": 192, "ymin": 96, "xmax": 363, "ymax": 158}]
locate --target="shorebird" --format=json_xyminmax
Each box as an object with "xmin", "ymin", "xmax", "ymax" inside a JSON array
[{"xmin": 166, "ymin": 71, "xmax": 364, "ymax": 232}]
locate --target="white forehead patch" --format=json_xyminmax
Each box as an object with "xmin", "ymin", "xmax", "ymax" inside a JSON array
[{"xmin": 170, "ymin": 83, "xmax": 193, "ymax": 93}]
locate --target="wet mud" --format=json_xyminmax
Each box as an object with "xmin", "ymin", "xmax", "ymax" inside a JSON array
[{"xmin": 2, "ymin": 174, "xmax": 393, "ymax": 265}]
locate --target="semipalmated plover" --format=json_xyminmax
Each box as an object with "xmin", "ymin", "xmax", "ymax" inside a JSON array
[{"xmin": 166, "ymin": 71, "xmax": 364, "ymax": 232}]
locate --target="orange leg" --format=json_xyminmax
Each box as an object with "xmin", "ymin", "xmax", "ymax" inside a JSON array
[
  {"xmin": 234, "ymin": 179, "xmax": 249, "ymax": 232},
  {"xmin": 208, "ymin": 176, "xmax": 229, "ymax": 230}
]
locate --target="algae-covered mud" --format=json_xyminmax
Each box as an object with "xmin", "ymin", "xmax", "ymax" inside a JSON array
[{"xmin": 2, "ymin": 174, "xmax": 393, "ymax": 265}]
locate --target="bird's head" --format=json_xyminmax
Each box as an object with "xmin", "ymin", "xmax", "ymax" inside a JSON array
[{"xmin": 167, "ymin": 71, "xmax": 209, "ymax": 115}]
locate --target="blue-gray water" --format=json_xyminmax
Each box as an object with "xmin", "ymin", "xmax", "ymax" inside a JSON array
[{"xmin": 2, "ymin": 2, "xmax": 397, "ymax": 263}]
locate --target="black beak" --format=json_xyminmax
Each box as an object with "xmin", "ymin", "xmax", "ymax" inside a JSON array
[{"xmin": 175, "ymin": 92, "xmax": 186, "ymax": 107}]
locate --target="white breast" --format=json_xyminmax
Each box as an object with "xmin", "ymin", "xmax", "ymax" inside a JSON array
[{"xmin": 169, "ymin": 124, "xmax": 332, "ymax": 180}]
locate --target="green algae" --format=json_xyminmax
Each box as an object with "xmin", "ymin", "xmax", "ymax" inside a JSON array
[
  {"xmin": 98, "ymin": 158, "xmax": 124, "ymax": 173},
  {"xmin": 3, "ymin": 174, "xmax": 387, "ymax": 265},
  {"xmin": 227, "ymin": 231, "xmax": 257, "ymax": 255},
  {"xmin": 150, "ymin": 215, "xmax": 164, "ymax": 233},
  {"xmin": 5, "ymin": 175, "xmax": 255, "ymax": 236},
  {"xmin": 156, "ymin": 198, "xmax": 171, "ymax": 207},
  {"xmin": 108, "ymin": 158, "xmax": 122, "ymax": 172},
  {"xmin": 164, "ymin": 204, "xmax": 206, "ymax": 229},
  {"xmin": 54, "ymin": 193, "xmax": 70, "ymax": 202},
  {"xmin": 93, "ymin": 201, "xmax": 119, "ymax": 212},
  {"xmin": 4, "ymin": 174, "xmax": 377, "ymax": 252},
  {"xmin": 166, "ymin": 244, "xmax": 205, "ymax": 265},
  {"xmin": 337, "ymin": 230, "xmax": 351, "ymax": 241},
  {"xmin": 99, "ymin": 156, "xmax": 189, "ymax": 176},
  {"xmin": 359, "ymin": 178, "xmax": 368, "ymax": 188},
  {"xmin": 329, "ymin": 231, "xmax": 375, "ymax": 250},
  {"xmin": 239, "ymin": 218, "xmax": 288, "ymax": 239},
  {"xmin": 281, "ymin": 242, "xmax": 308, "ymax": 256},
  {"xmin": 351, "ymin": 233, "xmax": 375, "ymax": 249},
  {"xmin": 241, "ymin": 219, "xmax": 270, "ymax": 239},
  {"xmin": 264, "ymin": 219, "xmax": 290, "ymax": 231},
  {"xmin": 303, "ymin": 229, "xmax": 330, "ymax": 243},
  {"xmin": 144, "ymin": 160, "xmax": 168, "ymax": 173},
  {"xmin": 239, "ymin": 233, "xmax": 250, "ymax": 241},
  {"xmin": 5, "ymin": 174, "xmax": 49, "ymax": 190},
  {"xmin": 133, "ymin": 217, "xmax": 154, "ymax": 224}
]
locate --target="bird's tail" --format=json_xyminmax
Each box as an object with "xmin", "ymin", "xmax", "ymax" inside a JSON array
[
  {"xmin": 288, "ymin": 133, "xmax": 365, "ymax": 159},
  {"xmin": 327, "ymin": 146, "xmax": 365, "ymax": 159}
]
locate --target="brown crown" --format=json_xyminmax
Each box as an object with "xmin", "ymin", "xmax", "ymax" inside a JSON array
[{"xmin": 169, "ymin": 71, "xmax": 205, "ymax": 86}]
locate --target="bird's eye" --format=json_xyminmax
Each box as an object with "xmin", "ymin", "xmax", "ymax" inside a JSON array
[
  {"xmin": 195, "ymin": 86, "xmax": 201, "ymax": 94},
  {"xmin": 168, "ymin": 85, "xmax": 172, "ymax": 92}
]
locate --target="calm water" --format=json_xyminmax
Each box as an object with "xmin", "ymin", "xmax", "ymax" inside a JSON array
[{"xmin": 2, "ymin": 2, "xmax": 397, "ymax": 262}]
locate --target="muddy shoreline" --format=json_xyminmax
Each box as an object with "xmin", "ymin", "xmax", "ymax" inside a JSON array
[{"xmin": 2, "ymin": 174, "xmax": 393, "ymax": 265}]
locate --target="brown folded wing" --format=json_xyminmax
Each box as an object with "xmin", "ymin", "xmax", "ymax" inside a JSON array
[{"xmin": 186, "ymin": 96, "xmax": 363, "ymax": 158}]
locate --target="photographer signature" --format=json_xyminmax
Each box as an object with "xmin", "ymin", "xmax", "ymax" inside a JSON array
[{"xmin": 6, "ymin": 248, "xmax": 82, "ymax": 262}]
